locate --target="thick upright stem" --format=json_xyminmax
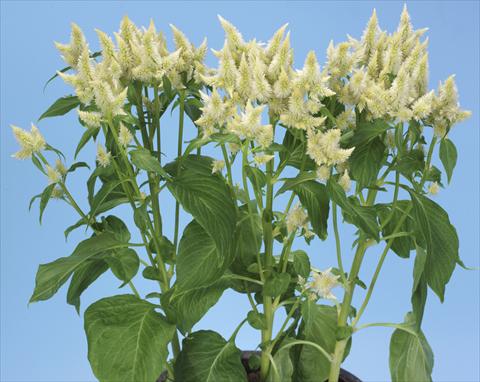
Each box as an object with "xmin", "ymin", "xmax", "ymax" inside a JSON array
[
  {"xmin": 173, "ymin": 90, "xmax": 186, "ymax": 250},
  {"xmin": 328, "ymin": 240, "xmax": 368, "ymax": 382},
  {"xmin": 260, "ymin": 144, "xmax": 275, "ymax": 381}
]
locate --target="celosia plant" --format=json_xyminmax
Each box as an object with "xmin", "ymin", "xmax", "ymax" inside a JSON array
[{"xmin": 12, "ymin": 7, "xmax": 471, "ymax": 382}]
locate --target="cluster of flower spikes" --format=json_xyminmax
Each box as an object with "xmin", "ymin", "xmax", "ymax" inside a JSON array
[
  {"xmin": 196, "ymin": 17, "xmax": 356, "ymax": 191},
  {"xmin": 326, "ymin": 6, "xmax": 471, "ymax": 137},
  {"xmin": 57, "ymin": 17, "xmax": 207, "ymax": 116},
  {"xmin": 55, "ymin": 17, "xmax": 208, "ymax": 165}
]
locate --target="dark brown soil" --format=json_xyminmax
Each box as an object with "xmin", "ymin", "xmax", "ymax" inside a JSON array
[{"xmin": 158, "ymin": 351, "xmax": 362, "ymax": 382}]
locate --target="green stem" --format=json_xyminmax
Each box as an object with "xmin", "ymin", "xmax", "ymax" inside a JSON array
[
  {"xmin": 260, "ymin": 121, "xmax": 276, "ymax": 381},
  {"xmin": 332, "ymin": 202, "xmax": 347, "ymax": 285},
  {"xmin": 173, "ymin": 90, "xmax": 186, "ymax": 251},
  {"xmin": 221, "ymin": 144, "xmax": 234, "ymax": 186}
]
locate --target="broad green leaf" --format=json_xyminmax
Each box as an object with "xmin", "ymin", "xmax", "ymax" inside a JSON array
[
  {"xmin": 99, "ymin": 215, "xmax": 131, "ymax": 243},
  {"xmin": 133, "ymin": 204, "xmax": 149, "ymax": 231},
  {"xmin": 67, "ymin": 260, "xmax": 108, "ymax": 312},
  {"xmin": 30, "ymin": 232, "xmax": 129, "ymax": 302},
  {"xmin": 264, "ymin": 272, "xmax": 291, "ymax": 297},
  {"xmin": 350, "ymin": 119, "xmax": 390, "ymax": 145},
  {"xmin": 39, "ymin": 183, "xmax": 56, "ymax": 223},
  {"xmin": 75, "ymin": 127, "xmax": 99, "ymax": 159},
  {"xmin": 327, "ymin": 180, "xmax": 379, "ymax": 240},
  {"xmin": 165, "ymin": 155, "xmax": 237, "ymax": 260},
  {"xmin": 174, "ymin": 330, "xmax": 247, "ymax": 382},
  {"xmin": 176, "ymin": 220, "xmax": 226, "ymax": 290},
  {"xmin": 130, "ymin": 148, "xmax": 169, "ymax": 178},
  {"xmin": 234, "ymin": 206, "xmax": 262, "ymax": 269},
  {"xmin": 296, "ymin": 302, "xmax": 349, "ymax": 381},
  {"xmin": 279, "ymin": 129, "xmax": 316, "ymax": 171},
  {"xmin": 245, "ymin": 165, "xmax": 266, "ymax": 196},
  {"xmin": 230, "ymin": 207, "xmax": 262, "ymax": 294},
  {"xmin": 290, "ymin": 180, "xmax": 330, "ymax": 240},
  {"xmin": 247, "ymin": 310, "xmax": 268, "ymax": 330},
  {"xmin": 406, "ymin": 189, "xmax": 458, "ymax": 301},
  {"xmin": 165, "ymin": 277, "xmax": 229, "ymax": 333},
  {"xmin": 103, "ymin": 248, "xmax": 139, "ymax": 286},
  {"xmin": 276, "ymin": 172, "xmax": 317, "ymax": 196},
  {"xmin": 349, "ymin": 138, "xmax": 386, "ymax": 188},
  {"xmin": 377, "ymin": 201, "xmax": 415, "ymax": 258},
  {"xmin": 293, "ymin": 250, "xmax": 310, "ymax": 278},
  {"xmin": 85, "ymin": 294, "xmax": 175, "ymax": 382},
  {"xmin": 395, "ymin": 149, "xmax": 425, "ymax": 180},
  {"xmin": 266, "ymin": 339, "xmax": 294, "ymax": 382},
  {"xmin": 412, "ymin": 246, "xmax": 428, "ymax": 327},
  {"xmin": 389, "ymin": 314, "xmax": 433, "ymax": 382},
  {"xmin": 39, "ymin": 95, "xmax": 80, "ymax": 120},
  {"xmin": 88, "ymin": 180, "xmax": 128, "ymax": 220},
  {"xmin": 439, "ymin": 138, "xmax": 457, "ymax": 183}
]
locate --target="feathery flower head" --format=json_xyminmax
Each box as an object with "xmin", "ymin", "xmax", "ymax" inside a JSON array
[
  {"xmin": 310, "ymin": 268, "xmax": 340, "ymax": 300},
  {"xmin": 253, "ymin": 154, "xmax": 274, "ymax": 166},
  {"xmin": 338, "ymin": 170, "xmax": 351, "ymax": 192},
  {"xmin": 428, "ymin": 181, "xmax": 440, "ymax": 195},
  {"xmin": 46, "ymin": 165, "xmax": 62, "ymax": 184},
  {"xmin": 306, "ymin": 128, "xmax": 354, "ymax": 167},
  {"xmin": 96, "ymin": 144, "xmax": 112, "ymax": 167},
  {"xmin": 316, "ymin": 165, "xmax": 331, "ymax": 182},
  {"xmin": 11, "ymin": 124, "xmax": 46, "ymax": 159},
  {"xmin": 78, "ymin": 110, "xmax": 102, "ymax": 128},
  {"xmin": 55, "ymin": 159, "xmax": 68, "ymax": 176},
  {"xmin": 211, "ymin": 159, "xmax": 226, "ymax": 174},
  {"xmin": 286, "ymin": 203, "xmax": 309, "ymax": 234},
  {"xmin": 54, "ymin": 23, "xmax": 87, "ymax": 68},
  {"xmin": 118, "ymin": 123, "xmax": 133, "ymax": 147}
]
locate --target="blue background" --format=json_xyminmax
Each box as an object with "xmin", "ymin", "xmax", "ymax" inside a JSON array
[{"xmin": 1, "ymin": 1, "xmax": 478, "ymax": 381}]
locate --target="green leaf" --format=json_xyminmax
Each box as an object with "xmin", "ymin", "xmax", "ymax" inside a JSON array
[
  {"xmin": 174, "ymin": 330, "xmax": 247, "ymax": 382},
  {"xmin": 130, "ymin": 148, "xmax": 169, "ymax": 178},
  {"xmin": 412, "ymin": 246, "xmax": 428, "ymax": 327},
  {"xmin": 39, "ymin": 183, "xmax": 56, "ymax": 223},
  {"xmin": 279, "ymin": 129, "xmax": 316, "ymax": 171},
  {"xmin": 234, "ymin": 206, "xmax": 262, "ymax": 269},
  {"xmin": 266, "ymin": 339, "xmax": 294, "ymax": 382},
  {"xmin": 296, "ymin": 302, "xmax": 349, "ymax": 381},
  {"xmin": 67, "ymin": 161, "xmax": 90, "ymax": 173},
  {"xmin": 176, "ymin": 220, "xmax": 226, "ymax": 290},
  {"xmin": 291, "ymin": 180, "xmax": 330, "ymax": 240},
  {"xmin": 165, "ymin": 155, "xmax": 237, "ymax": 261},
  {"xmin": 30, "ymin": 232, "xmax": 129, "ymax": 302},
  {"xmin": 85, "ymin": 294, "xmax": 175, "ymax": 382},
  {"xmin": 349, "ymin": 138, "xmax": 386, "ymax": 188},
  {"xmin": 247, "ymin": 310, "xmax": 268, "ymax": 330},
  {"xmin": 103, "ymin": 248, "xmax": 139, "ymax": 286},
  {"xmin": 264, "ymin": 272, "xmax": 291, "ymax": 297},
  {"xmin": 406, "ymin": 189, "xmax": 458, "ymax": 301},
  {"xmin": 133, "ymin": 204, "xmax": 149, "ymax": 231},
  {"xmin": 166, "ymin": 277, "xmax": 230, "ymax": 334},
  {"xmin": 88, "ymin": 180, "xmax": 128, "ymax": 220},
  {"xmin": 245, "ymin": 165, "xmax": 266, "ymax": 196},
  {"xmin": 439, "ymin": 138, "xmax": 457, "ymax": 183},
  {"xmin": 350, "ymin": 119, "xmax": 390, "ymax": 146},
  {"xmin": 293, "ymin": 250, "xmax": 310, "ymax": 278},
  {"xmin": 39, "ymin": 95, "xmax": 80, "ymax": 120},
  {"xmin": 75, "ymin": 127, "xmax": 99, "ymax": 159},
  {"xmin": 327, "ymin": 180, "xmax": 379, "ymax": 240},
  {"xmin": 395, "ymin": 149, "xmax": 425, "ymax": 180},
  {"xmin": 276, "ymin": 172, "xmax": 317, "ymax": 196},
  {"xmin": 377, "ymin": 201, "xmax": 415, "ymax": 258},
  {"xmin": 67, "ymin": 260, "xmax": 108, "ymax": 313},
  {"xmin": 389, "ymin": 314, "xmax": 433, "ymax": 382}
]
